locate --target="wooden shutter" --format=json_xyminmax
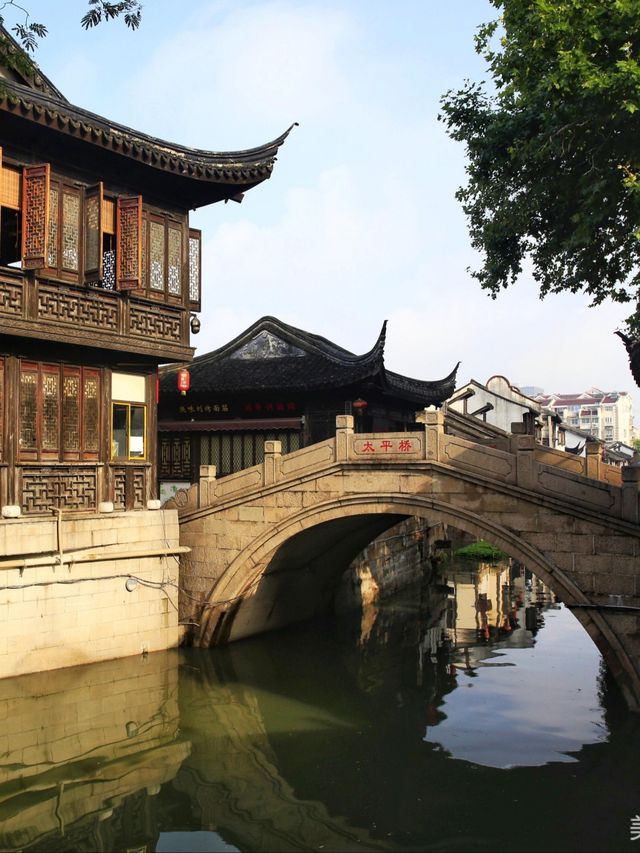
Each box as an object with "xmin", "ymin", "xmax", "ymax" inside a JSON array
[
  {"xmin": 188, "ymin": 228, "xmax": 202, "ymax": 311},
  {"xmin": 21, "ymin": 163, "xmax": 50, "ymax": 269},
  {"xmin": 84, "ymin": 182, "xmax": 104, "ymax": 281},
  {"xmin": 116, "ymin": 195, "xmax": 142, "ymax": 290}
]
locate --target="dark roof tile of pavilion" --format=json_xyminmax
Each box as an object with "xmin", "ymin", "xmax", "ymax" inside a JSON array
[{"xmin": 161, "ymin": 316, "xmax": 459, "ymax": 406}]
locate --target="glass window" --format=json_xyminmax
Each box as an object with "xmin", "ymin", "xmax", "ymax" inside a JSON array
[
  {"xmin": 111, "ymin": 402, "xmax": 147, "ymax": 460},
  {"xmin": 130, "ymin": 405, "xmax": 145, "ymax": 458},
  {"xmin": 112, "ymin": 404, "xmax": 128, "ymax": 459}
]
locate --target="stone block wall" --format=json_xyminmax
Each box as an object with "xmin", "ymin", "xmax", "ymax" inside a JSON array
[
  {"xmin": 335, "ymin": 517, "xmax": 446, "ymax": 611},
  {"xmin": 0, "ymin": 510, "xmax": 181, "ymax": 679}
]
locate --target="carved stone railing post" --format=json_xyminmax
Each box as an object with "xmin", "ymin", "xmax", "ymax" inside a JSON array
[
  {"xmin": 621, "ymin": 464, "xmax": 640, "ymax": 523},
  {"xmin": 198, "ymin": 465, "xmax": 217, "ymax": 508},
  {"xmin": 263, "ymin": 440, "xmax": 282, "ymax": 486},
  {"xmin": 585, "ymin": 438, "xmax": 602, "ymax": 481},
  {"xmin": 510, "ymin": 434, "xmax": 536, "ymax": 489},
  {"xmin": 424, "ymin": 410, "xmax": 444, "ymax": 462},
  {"xmin": 335, "ymin": 414, "xmax": 354, "ymax": 461}
]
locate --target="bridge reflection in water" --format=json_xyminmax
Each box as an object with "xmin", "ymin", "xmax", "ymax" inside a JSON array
[{"xmin": 1, "ymin": 562, "xmax": 639, "ymax": 853}]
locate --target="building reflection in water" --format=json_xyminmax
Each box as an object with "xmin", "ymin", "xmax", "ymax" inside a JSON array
[
  {"xmin": 418, "ymin": 560, "xmax": 557, "ymax": 678},
  {"xmin": 0, "ymin": 651, "xmax": 189, "ymax": 853},
  {"xmin": 0, "ymin": 560, "xmax": 637, "ymax": 853}
]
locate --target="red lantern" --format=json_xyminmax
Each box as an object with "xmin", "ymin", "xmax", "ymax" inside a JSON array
[
  {"xmin": 177, "ymin": 368, "xmax": 190, "ymax": 395},
  {"xmin": 352, "ymin": 398, "xmax": 368, "ymax": 414}
]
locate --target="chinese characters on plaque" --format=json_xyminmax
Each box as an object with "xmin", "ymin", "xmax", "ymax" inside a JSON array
[
  {"xmin": 178, "ymin": 401, "xmax": 298, "ymax": 416},
  {"xmin": 352, "ymin": 437, "xmax": 423, "ymax": 457}
]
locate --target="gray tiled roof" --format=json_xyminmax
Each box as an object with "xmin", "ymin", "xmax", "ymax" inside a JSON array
[{"xmin": 161, "ymin": 316, "xmax": 459, "ymax": 405}]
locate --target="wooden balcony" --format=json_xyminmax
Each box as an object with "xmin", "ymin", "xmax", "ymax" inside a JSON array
[{"xmin": 0, "ymin": 268, "xmax": 194, "ymax": 362}]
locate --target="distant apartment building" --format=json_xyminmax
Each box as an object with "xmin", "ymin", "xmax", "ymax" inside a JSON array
[{"xmin": 533, "ymin": 389, "xmax": 634, "ymax": 445}]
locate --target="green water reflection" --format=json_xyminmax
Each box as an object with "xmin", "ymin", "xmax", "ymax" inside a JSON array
[{"xmin": 1, "ymin": 561, "xmax": 639, "ymax": 853}]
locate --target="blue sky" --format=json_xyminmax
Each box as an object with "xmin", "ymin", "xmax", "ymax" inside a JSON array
[{"xmin": 16, "ymin": 0, "xmax": 638, "ymax": 411}]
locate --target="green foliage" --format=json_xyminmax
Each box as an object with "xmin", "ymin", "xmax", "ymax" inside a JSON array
[
  {"xmin": 81, "ymin": 1, "xmax": 142, "ymax": 32},
  {"xmin": 0, "ymin": 1, "xmax": 142, "ymax": 95},
  {"xmin": 440, "ymin": 0, "xmax": 640, "ymax": 334},
  {"xmin": 0, "ymin": 1, "xmax": 142, "ymax": 54},
  {"xmin": 453, "ymin": 540, "xmax": 508, "ymax": 561}
]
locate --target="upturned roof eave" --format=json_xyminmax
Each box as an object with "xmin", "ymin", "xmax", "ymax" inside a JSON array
[
  {"xmin": 0, "ymin": 79, "xmax": 296, "ymax": 191},
  {"xmin": 381, "ymin": 361, "xmax": 461, "ymax": 405}
]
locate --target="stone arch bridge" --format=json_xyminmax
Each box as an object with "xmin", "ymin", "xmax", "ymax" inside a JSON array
[{"xmin": 168, "ymin": 412, "xmax": 640, "ymax": 710}]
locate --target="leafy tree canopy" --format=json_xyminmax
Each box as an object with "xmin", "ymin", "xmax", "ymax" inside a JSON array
[{"xmin": 440, "ymin": 0, "xmax": 640, "ymax": 334}]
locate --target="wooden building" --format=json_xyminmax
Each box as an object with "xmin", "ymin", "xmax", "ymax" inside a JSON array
[
  {"xmin": 158, "ymin": 315, "xmax": 459, "ymax": 495},
  {"xmin": 0, "ymin": 30, "xmax": 293, "ymax": 515}
]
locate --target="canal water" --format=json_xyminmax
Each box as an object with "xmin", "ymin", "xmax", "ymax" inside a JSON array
[{"xmin": 1, "ymin": 559, "xmax": 639, "ymax": 853}]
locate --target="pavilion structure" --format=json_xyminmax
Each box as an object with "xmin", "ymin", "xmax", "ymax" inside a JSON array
[{"xmin": 158, "ymin": 315, "xmax": 459, "ymax": 495}]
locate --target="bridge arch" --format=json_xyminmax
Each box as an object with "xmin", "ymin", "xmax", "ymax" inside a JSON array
[{"xmin": 197, "ymin": 493, "xmax": 635, "ymax": 707}]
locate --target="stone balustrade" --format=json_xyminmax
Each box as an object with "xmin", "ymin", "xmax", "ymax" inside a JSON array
[{"xmin": 166, "ymin": 411, "xmax": 638, "ymax": 526}]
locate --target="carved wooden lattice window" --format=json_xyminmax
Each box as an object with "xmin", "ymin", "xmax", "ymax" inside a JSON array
[
  {"xmin": 116, "ymin": 196, "xmax": 142, "ymax": 289},
  {"xmin": 47, "ymin": 185, "xmax": 58, "ymax": 268},
  {"xmin": 83, "ymin": 372, "xmax": 100, "ymax": 453},
  {"xmin": 149, "ymin": 219, "xmax": 165, "ymax": 291},
  {"xmin": 167, "ymin": 225, "xmax": 182, "ymax": 296},
  {"xmin": 42, "ymin": 367, "xmax": 60, "ymax": 456},
  {"xmin": 159, "ymin": 434, "xmax": 191, "ymax": 479},
  {"xmin": 188, "ymin": 228, "xmax": 201, "ymax": 311},
  {"xmin": 19, "ymin": 362, "xmax": 102, "ymax": 462},
  {"xmin": 141, "ymin": 208, "xmax": 187, "ymax": 302},
  {"xmin": 63, "ymin": 369, "xmax": 81, "ymax": 455},
  {"xmin": 62, "ymin": 367, "xmax": 101, "ymax": 461},
  {"xmin": 19, "ymin": 365, "xmax": 39, "ymax": 459},
  {"xmin": 22, "ymin": 164, "xmax": 50, "ymax": 269},
  {"xmin": 39, "ymin": 175, "xmax": 83, "ymax": 280},
  {"xmin": 62, "ymin": 189, "xmax": 80, "ymax": 271}
]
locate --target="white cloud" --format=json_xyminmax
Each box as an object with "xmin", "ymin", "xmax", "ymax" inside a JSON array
[
  {"xmin": 122, "ymin": 1, "xmax": 354, "ymax": 144},
  {"xmin": 198, "ymin": 163, "xmax": 426, "ymax": 349},
  {"xmin": 385, "ymin": 282, "xmax": 633, "ymax": 398}
]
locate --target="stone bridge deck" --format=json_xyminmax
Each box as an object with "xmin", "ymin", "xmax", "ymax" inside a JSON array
[{"xmin": 169, "ymin": 412, "xmax": 640, "ymax": 710}]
